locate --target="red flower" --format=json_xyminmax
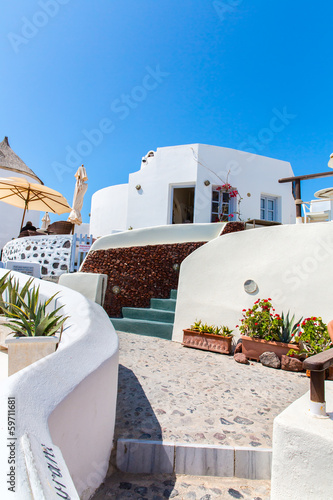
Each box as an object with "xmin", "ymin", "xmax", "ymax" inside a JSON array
[
  {"xmin": 242, "ymin": 309, "xmax": 246, "ymax": 312},
  {"xmin": 268, "ymin": 298, "xmax": 272, "ymax": 300},
  {"xmin": 255, "ymin": 323, "xmax": 258, "ymax": 325},
  {"xmin": 313, "ymin": 317, "xmax": 317, "ymax": 321},
  {"xmin": 235, "ymin": 325, "xmax": 239, "ymax": 328}
]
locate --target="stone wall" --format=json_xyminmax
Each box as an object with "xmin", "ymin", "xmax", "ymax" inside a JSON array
[
  {"xmin": 81, "ymin": 242, "xmax": 206, "ymax": 317},
  {"xmin": 2, "ymin": 235, "xmax": 72, "ymax": 276}
]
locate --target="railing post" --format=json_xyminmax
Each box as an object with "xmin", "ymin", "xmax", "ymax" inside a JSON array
[
  {"xmin": 309, "ymin": 370, "xmax": 326, "ymax": 416},
  {"xmin": 303, "ymin": 349, "xmax": 333, "ymax": 417}
]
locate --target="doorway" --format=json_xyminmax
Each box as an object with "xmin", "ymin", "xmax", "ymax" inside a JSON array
[{"xmin": 172, "ymin": 187, "xmax": 195, "ymax": 224}]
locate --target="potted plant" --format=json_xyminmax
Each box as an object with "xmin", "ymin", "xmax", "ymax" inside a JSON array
[
  {"xmin": 183, "ymin": 320, "xmax": 233, "ymax": 354},
  {"xmin": 3, "ymin": 283, "xmax": 68, "ymax": 376},
  {"xmin": 238, "ymin": 298, "xmax": 302, "ymax": 361},
  {"xmin": 288, "ymin": 317, "xmax": 333, "ymax": 377},
  {"xmin": 0, "ymin": 274, "xmax": 33, "ymax": 348}
]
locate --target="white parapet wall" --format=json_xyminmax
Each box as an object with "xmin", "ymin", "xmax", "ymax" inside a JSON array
[
  {"xmin": 88, "ymin": 222, "xmax": 225, "ymax": 252},
  {"xmin": 172, "ymin": 222, "xmax": 333, "ymax": 342},
  {"xmin": 0, "ymin": 269, "xmax": 119, "ymax": 499},
  {"xmin": 271, "ymin": 382, "xmax": 333, "ymax": 499}
]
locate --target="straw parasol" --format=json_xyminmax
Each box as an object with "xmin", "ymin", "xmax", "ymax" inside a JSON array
[
  {"xmin": 0, "ymin": 176, "xmax": 72, "ymax": 231},
  {"xmin": 67, "ymin": 165, "xmax": 88, "ymax": 226}
]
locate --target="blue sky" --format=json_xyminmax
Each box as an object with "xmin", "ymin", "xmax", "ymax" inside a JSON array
[{"xmin": 1, "ymin": 0, "xmax": 333, "ymax": 224}]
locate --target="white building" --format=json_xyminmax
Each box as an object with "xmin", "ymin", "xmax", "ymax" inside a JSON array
[
  {"xmin": 0, "ymin": 137, "xmax": 42, "ymax": 249},
  {"xmin": 90, "ymin": 144, "xmax": 296, "ymax": 238}
]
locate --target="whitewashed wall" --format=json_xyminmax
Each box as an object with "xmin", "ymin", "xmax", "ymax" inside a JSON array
[
  {"xmin": 88, "ymin": 222, "xmax": 225, "ymax": 252},
  {"xmin": 90, "ymin": 144, "xmax": 295, "ymax": 238},
  {"xmin": 127, "ymin": 145, "xmax": 198, "ymax": 230},
  {"xmin": 90, "ymin": 183, "xmax": 128, "ymax": 237},
  {"xmin": 0, "ymin": 270, "xmax": 119, "ymax": 499},
  {"xmin": 172, "ymin": 222, "xmax": 333, "ymax": 342},
  {"xmin": 194, "ymin": 144, "xmax": 295, "ymax": 224}
]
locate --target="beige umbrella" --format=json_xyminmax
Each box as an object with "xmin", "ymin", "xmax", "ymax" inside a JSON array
[
  {"xmin": 0, "ymin": 176, "xmax": 72, "ymax": 230},
  {"xmin": 67, "ymin": 165, "xmax": 88, "ymax": 225}
]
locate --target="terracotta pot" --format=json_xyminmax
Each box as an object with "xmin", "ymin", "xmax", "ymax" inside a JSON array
[
  {"xmin": 241, "ymin": 335, "xmax": 300, "ymax": 362},
  {"xmin": 182, "ymin": 329, "xmax": 232, "ymax": 354}
]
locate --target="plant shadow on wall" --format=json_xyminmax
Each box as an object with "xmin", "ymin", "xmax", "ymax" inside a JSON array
[{"xmin": 98, "ymin": 365, "xmax": 176, "ymax": 498}]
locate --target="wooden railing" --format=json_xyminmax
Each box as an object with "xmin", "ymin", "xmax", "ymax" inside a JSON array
[{"xmin": 303, "ymin": 349, "xmax": 333, "ymax": 416}]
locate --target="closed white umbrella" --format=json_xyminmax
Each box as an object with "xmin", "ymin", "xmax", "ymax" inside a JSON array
[
  {"xmin": 40, "ymin": 211, "xmax": 51, "ymax": 230},
  {"xmin": 67, "ymin": 165, "xmax": 88, "ymax": 225}
]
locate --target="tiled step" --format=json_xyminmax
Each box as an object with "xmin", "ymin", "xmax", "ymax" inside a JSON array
[
  {"xmin": 110, "ymin": 318, "xmax": 173, "ymax": 340},
  {"xmin": 122, "ymin": 307, "xmax": 175, "ymax": 323},
  {"xmin": 150, "ymin": 298, "xmax": 177, "ymax": 312}
]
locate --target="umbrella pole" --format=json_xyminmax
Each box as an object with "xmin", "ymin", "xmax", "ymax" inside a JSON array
[
  {"xmin": 20, "ymin": 205, "xmax": 27, "ymax": 232},
  {"xmin": 20, "ymin": 190, "xmax": 30, "ymax": 231}
]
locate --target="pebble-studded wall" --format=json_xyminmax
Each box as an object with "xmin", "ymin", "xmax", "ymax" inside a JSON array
[
  {"xmin": 81, "ymin": 242, "xmax": 206, "ymax": 317},
  {"xmin": 2, "ymin": 235, "xmax": 73, "ymax": 277}
]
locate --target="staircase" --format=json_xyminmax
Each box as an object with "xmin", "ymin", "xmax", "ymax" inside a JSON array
[{"xmin": 110, "ymin": 290, "xmax": 177, "ymax": 340}]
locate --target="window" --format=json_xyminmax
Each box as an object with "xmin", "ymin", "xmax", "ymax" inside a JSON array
[
  {"xmin": 211, "ymin": 188, "xmax": 237, "ymax": 222},
  {"xmin": 261, "ymin": 196, "xmax": 277, "ymax": 221}
]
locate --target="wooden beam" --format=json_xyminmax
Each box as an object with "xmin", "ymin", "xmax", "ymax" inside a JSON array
[{"xmin": 279, "ymin": 171, "xmax": 333, "ymax": 183}]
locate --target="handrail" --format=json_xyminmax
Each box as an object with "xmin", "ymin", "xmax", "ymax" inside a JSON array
[{"xmin": 303, "ymin": 349, "xmax": 333, "ymax": 416}]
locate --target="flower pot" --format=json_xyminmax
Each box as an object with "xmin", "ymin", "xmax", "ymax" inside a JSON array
[
  {"xmin": 182, "ymin": 329, "xmax": 232, "ymax": 354},
  {"xmin": 5, "ymin": 334, "xmax": 59, "ymax": 376},
  {"xmin": 241, "ymin": 335, "xmax": 300, "ymax": 362}
]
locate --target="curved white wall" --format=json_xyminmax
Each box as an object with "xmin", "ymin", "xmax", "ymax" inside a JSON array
[
  {"xmin": 88, "ymin": 222, "xmax": 225, "ymax": 252},
  {"xmin": 0, "ymin": 270, "xmax": 119, "ymax": 499},
  {"xmin": 172, "ymin": 222, "xmax": 333, "ymax": 342},
  {"xmin": 90, "ymin": 184, "xmax": 128, "ymax": 237},
  {"xmin": 0, "ymin": 170, "xmax": 42, "ymax": 250}
]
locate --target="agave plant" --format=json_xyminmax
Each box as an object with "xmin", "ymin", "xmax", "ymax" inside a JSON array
[
  {"xmin": 5, "ymin": 284, "xmax": 68, "ymax": 337},
  {"xmin": 190, "ymin": 320, "xmax": 202, "ymax": 331},
  {"xmin": 0, "ymin": 275, "xmax": 34, "ymax": 318},
  {"xmin": 277, "ymin": 311, "xmax": 302, "ymax": 343}
]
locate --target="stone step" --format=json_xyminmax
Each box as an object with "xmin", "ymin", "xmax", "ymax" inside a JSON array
[
  {"xmin": 92, "ymin": 471, "xmax": 271, "ymax": 499},
  {"xmin": 110, "ymin": 318, "xmax": 173, "ymax": 340},
  {"xmin": 122, "ymin": 307, "xmax": 175, "ymax": 323},
  {"xmin": 170, "ymin": 289, "xmax": 177, "ymax": 300},
  {"xmin": 150, "ymin": 298, "xmax": 177, "ymax": 312}
]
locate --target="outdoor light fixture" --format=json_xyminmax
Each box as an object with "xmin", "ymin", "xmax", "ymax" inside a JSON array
[
  {"xmin": 135, "ymin": 184, "xmax": 141, "ymax": 190},
  {"xmin": 112, "ymin": 285, "xmax": 120, "ymax": 295},
  {"xmin": 244, "ymin": 279, "xmax": 258, "ymax": 294},
  {"xmin": 328, "ymin": 153, "xmax": 333, "ymax": 169},
  {"xmin": 204, "ymin": 180, "xmax": 210, "ymax": 186}
]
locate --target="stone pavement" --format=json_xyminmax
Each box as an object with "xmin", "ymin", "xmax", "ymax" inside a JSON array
[
  {"xmin": 93, "ymin": 472, "xmax": 271, "ymax": 499},
  {"xmin": 92, "ymin": 332, "xmax": 310, "ymax": 499},
  {"xmin": 114, "ymin": 332, "xmax": 309, "ymax": 449}
]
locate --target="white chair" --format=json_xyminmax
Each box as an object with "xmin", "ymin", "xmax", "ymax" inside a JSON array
[{"xmin": 302, "ymin": 202, "xmax": 331, "ymax": 223}]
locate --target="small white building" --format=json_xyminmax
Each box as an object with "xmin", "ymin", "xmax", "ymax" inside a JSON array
[
  {"xmin": 90, "ymin": 144, "xmax": 296, "ymax": 238},
  {"xmin": 0, "ymin": 137, "xmax": 42, "ymax": 249}
]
